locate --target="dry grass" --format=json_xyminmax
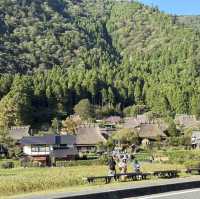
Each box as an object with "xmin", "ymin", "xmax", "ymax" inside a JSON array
[{"xmin": 0, "ymin": 163, "xmax": 185, "ymax": 197}]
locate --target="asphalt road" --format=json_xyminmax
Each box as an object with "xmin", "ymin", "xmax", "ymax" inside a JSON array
[
  {"xmin": 17, "ymin": 177, "xmax": 200, "ymax": 199},
  {"xmin": 128, "ymin": 188, "xmax": 200, "ymax": 199}
]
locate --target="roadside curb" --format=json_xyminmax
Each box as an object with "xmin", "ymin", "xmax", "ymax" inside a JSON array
[{"xmin": 53, "ymin": 178, "xmax": 200, "ymax": 199}]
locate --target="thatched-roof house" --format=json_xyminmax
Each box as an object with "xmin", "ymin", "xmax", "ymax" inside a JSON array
[
  {"xmin": 9, "ymin": 126, "xmax": 31, "ymax": 141},
  {"xmin": 175, "ymin": 114, "xmax": 200, "ymax": 128},
  {"xmin": 123, "ymin": 114, "xmax": 152, "ymax": 129},
  {"xmin": 104, "ymin": 116, "xmax": 122, "ymax": 125},
  {"xmin": 76, "ymin": 126, "xmax": 107, "ymax": 152},
  {"xmin": 137, "ymin": 124, "xmax": 167, "ymax": 140},
  {"xmin": 123, "ymin": 117, "xmax": 141, "ymax": 128}
]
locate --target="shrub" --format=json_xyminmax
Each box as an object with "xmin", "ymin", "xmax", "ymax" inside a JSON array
[
  {"xmin": 98, "ymin": 155, "xmax": 109, "ymax": 164},
  {"xmin": 56, "ymin": 159, "xmax": 104, "ymax": 167},
  {"xmin": 164, "ymin": 150, "xmax": 200, "ymax": 164},
  {"xmin": 1, "ymin": 161, "xmax": 14, "ymax": 169},
  {"xmin": 184, "ymin": 160, "xmax": 200, "ymax": 169},
  {"xmin": 167, "ymin": 137, "xmax": 180, "ymax": 146}
]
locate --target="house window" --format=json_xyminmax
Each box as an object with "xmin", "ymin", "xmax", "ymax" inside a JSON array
[
  {"xmin": 31, "ymin": 145, "xmax": 50, "ymax": 153},
  {"xmin": 31, "ymin": 146, "xmax": 39, "ymax": 152},
  {"xmin": 53, "ymin": 144, "xmax": 69, "ymax": 150}
]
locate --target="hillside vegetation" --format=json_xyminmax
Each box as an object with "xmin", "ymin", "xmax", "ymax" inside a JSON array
[
  {"xmin": 1, "ymin": 0, "xmax": 200, "ymax": 127},
  {"xmin": 177, "ymin": 15, "xmax": 200, "ymax": 31}
]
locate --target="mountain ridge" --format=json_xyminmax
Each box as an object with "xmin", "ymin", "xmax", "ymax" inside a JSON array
[{"xmin": 0, "ymin": 0, "xmax": 200, "ymax": 126}]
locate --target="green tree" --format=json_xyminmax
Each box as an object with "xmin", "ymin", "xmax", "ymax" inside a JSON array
[
  {"xmin": 167, "ymin": 119, "xmax": 178, "ymax": 137},
  {"xmin": 74, "ymin": 99, "xmax": 94, "ymax": 120},
  {"xmin": 51, "ymin": 118, "xmax": 61, "ymax": 134},
  {"xmin": 112, "ymin": 128, "xmax": 139, "ymax": 145},
  {"xmin": 0, "ymin": 127, "xmax": 17, "ymax": 158},
  {"xmin": 0, "ymin": 91, "xmax": 32, "ymax": 128},
  {"xmin": 61, "ymin": 117, "xmax": 78, "ymax": 135},
  {"xmin": 123, "ymin": 104, "xmax": 147, "ymax": 117}
]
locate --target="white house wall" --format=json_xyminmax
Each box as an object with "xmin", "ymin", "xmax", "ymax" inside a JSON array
[{"xmin": 23, "ymin": 145, "xmax": 53, "ymax": 156}]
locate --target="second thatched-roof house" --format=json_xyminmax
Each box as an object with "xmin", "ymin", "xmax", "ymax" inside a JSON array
[{"xmin": 136, "ymin": 124, "xmax": 167, "ymax": 141}]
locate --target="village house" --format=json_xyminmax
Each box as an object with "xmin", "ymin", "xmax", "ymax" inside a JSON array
[
  {"xmin": 175, "ymin": 114, "xmax": 200, "ymax": 129},
  {"xmin": 136, "ymin": 124, "xmax": 167, "ymax": 142},
  {"xmin": 104, "ymin": 116, "xmax": 122, "ymax": 125},
  {"xmin": 191, "ymin": 131, "xmax": 200, "ymax": 149},
  {"xmin": 9, "ymin": 126, "xmax": 31, "ymax": 143},
  {"xmin": 123, "ymin": 114, "xmax": 152, "ymax": 129},
  {"xmin": 76, "ymin": 125, "xmax": 107, "ymax": 153},
  {"xmin": 20, "ymin": 135, "xmax": 78, "ymax": 166},
  {"xmin": 123, "ymin": 117, "xmax": 141, "ymax": 129}
]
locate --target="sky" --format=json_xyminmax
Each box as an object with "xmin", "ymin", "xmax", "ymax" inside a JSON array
[{"xmin": 139, "ymin": 0, "xmax": 200, "ymax": 15}]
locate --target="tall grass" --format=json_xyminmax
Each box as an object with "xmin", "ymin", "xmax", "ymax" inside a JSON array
[
  {"xmin": 0, "ymin": 163, "xmax": 185, "ymax": 197},
  {"xmin": 0, "ymin": 165, "xmax": 107, "ymax": 196}
]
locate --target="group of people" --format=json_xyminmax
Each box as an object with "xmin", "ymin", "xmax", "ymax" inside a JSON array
[{"xmin": 107, "ymin": 155, "xmax": 140, "ymax": 178}]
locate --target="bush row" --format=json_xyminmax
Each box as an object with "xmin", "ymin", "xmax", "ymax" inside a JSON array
[{"xmin": 56, "ymin": 156, "xmax": 108, "ymax": 167}]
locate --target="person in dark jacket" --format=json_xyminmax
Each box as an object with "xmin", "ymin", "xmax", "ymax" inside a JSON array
[{"xmin": 108, "ymin": 156, "xmax": 116, "ymax": 176}]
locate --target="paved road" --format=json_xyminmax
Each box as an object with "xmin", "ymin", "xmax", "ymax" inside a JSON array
[
  {"xmin": 17, "ymin": 177, "xmax": 200, "ymax": 199},
  {"xmin": 127, "ymin": 188, "xmax": 200, "ymax": 199}
]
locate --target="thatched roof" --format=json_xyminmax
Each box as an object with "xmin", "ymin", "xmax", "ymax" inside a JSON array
[
  {"xmin": 76, "ymin": 126, "xmax": 107, "ymax": 145},
  {"xmin": 175, "ymin": 114, "xmax": 200, "ymax": 128},
  {"xmin": 138, "ymin": 124, "xmax": 167, "ymax": 139},
  {"xmin": 123, "ymin": 117, "xmax": 141, "ymax": 128},
  {"xmin": 105, "ymin": 116, "xmax": 122, "ymax": 124},
  {"xmin": 9, "ymin": 126, "xmax": 30, "ymax": 140},
  {"xmin": 123, "ymin": 114, "xmax": 152, "ymax": 128}
]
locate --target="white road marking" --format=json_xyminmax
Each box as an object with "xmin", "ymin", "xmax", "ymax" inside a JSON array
[{"xmin": 125, "ymin": 188, "xmax": 200, "ymax": 199}]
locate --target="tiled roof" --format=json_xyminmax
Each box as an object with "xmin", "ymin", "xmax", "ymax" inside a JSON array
[{"xmin": 20, "ymin": 135, "xmax": 76, "ymax": 145}]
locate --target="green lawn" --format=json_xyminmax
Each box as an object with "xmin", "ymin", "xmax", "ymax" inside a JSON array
[{"xmin": 0, "ymin": 162, "xmax": 185, "ymax": 197}]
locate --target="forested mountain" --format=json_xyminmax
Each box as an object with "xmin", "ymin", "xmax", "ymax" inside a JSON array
[{"xmin": 1, "ymin": 0, "xmax": 200, "ymax": 128}]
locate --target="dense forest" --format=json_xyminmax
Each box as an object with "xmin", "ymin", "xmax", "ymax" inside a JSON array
[{"xmin": 1, "ymin": 0, "xmax": 200, "ymax": 128}]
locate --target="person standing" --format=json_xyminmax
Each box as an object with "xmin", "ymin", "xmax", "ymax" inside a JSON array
[
  {"xmin": 108, "ymin": 156, "xmax": 116, "ymax": 176},
  {"xmin": 134, "ymin": 159, "xmax": 140, "ymax": 173},
  {"xmin": 122, "ymin": 159, "xmax": 128, "ymax": 174},
  {"xmin": 118, "ymin": 158, "xmax": 128, "ymax": 181}
]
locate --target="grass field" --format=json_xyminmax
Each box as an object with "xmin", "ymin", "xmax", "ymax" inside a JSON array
[{"xmin": 0, "ymin": 162, "xmax": 185, "ymax": 198}]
